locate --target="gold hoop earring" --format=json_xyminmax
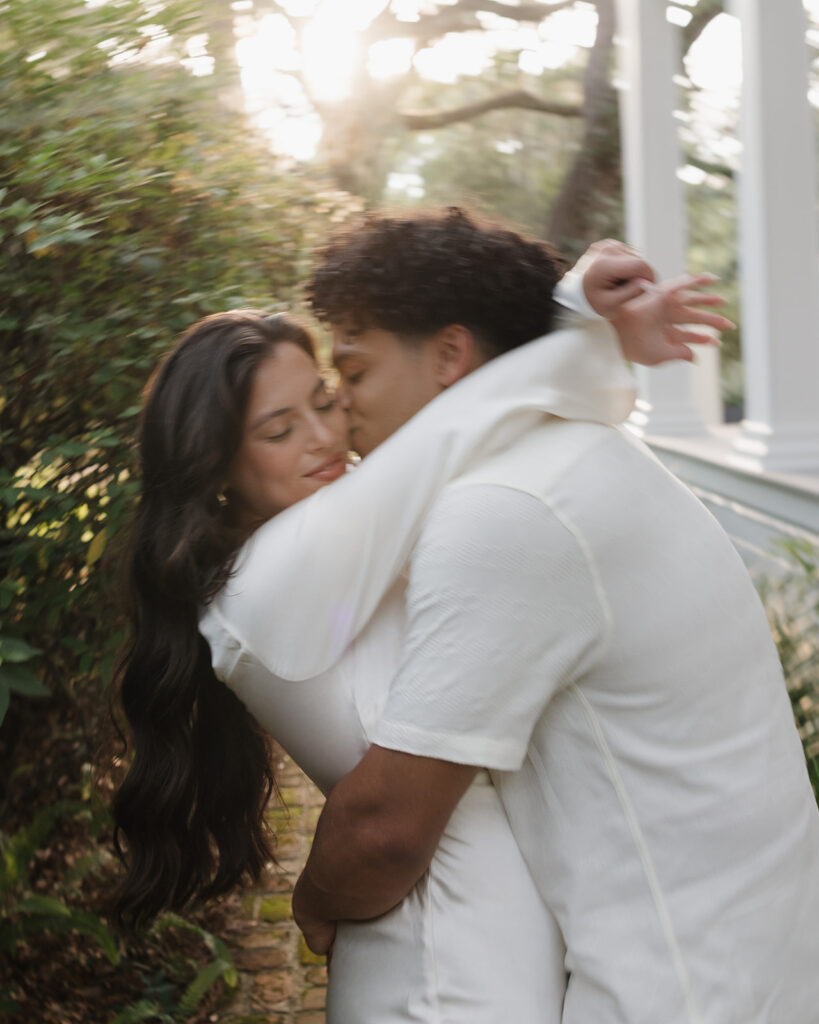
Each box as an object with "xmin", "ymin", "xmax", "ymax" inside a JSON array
[{"xmin": 216, "ymin": 491, "xmax": 229, "ymax": 508}]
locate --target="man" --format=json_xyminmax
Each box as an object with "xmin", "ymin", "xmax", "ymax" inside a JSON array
[{"xmin": 292, "ymin": 208, "xmax": 819, "ymax": 1022}]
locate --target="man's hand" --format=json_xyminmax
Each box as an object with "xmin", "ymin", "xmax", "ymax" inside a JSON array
[
  {"xmin": 292, "ymin": 873, "xmax": 337, "ymax": 957},
  {"xmin": 611, "ymin": 273, "xmax": 735, "ymax": 365}
]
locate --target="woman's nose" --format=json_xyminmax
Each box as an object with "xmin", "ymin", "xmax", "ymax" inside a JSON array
[
  {"xmin": 337, "ymin": 383, "xmax": 352, "ymax": 412},
  {"xmin": 306, "ymin": 413, "xmax": 337, "ymax": 448}
]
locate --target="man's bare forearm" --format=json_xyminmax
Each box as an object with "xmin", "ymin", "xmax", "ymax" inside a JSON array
[
  {"xmin": 292, "ymin": 745, "xmax": 478, "ymax": 945},
  {"xmin": 294, "ymin": 790, "xmax": 429, "ymax": 923}
]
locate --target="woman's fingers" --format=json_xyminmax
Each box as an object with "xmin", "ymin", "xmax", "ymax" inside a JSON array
[
  {"xmin": 673, "ymin": 306, "xmax": 734, "ymax": 331},
  {"xmin": 647, "ymin": 275, "xmax": 728, "ymax": 309},
  {"xmin": 659, "ymin": 272, "xmax": 720, "ymax": 293},
  {"xmin": 610, "ymin": 276, "xmax": 655, "ymax": 305},
  {"xmin": 661, "ymin": 326, "xmax": 695, "ymax": 362},
  {"xmin": 677, "ymin": 328, "xmax": 721, "ymax": 348},
  {"xmin": 671, "ymin": 290, "xmax": 728, "ymax": 308}
]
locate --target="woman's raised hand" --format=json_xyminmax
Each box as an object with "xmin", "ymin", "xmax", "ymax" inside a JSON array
[
  {"xmin": 574, "ymin": 239, "xmax": 735, "ymax": 366},
  {"xmin": 610, "ymin": 273, "xmax": 735, "ymax": 366}
]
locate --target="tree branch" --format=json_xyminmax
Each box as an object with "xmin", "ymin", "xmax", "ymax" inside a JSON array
[
  {"xmin": 402, "ymin": 90, "xmax": 582, "ymax": 129},
  {"xmin": 262, "ymin": 0, "xmax": 312, "ymax": 29},
  {"xmin": 451, "ymin": 0, "xmax": 578, "ymax": 21},
  {"xmin": 686, "ymin": 154, "xmax": 734, "ymax": 180},
  {"xmin": 683, "ymin": 0, "xmax": 723, "ymax": 55},
  {"xmin": 368, "ymin": 9, "xmax": 486, "ymax": 45},
  {"xmin": 367, "ymin": 0, "xmax": 578, "ymax": 45}
]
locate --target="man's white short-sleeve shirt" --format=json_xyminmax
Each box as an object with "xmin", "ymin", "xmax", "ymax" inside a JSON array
[{"xmin": 374, "ymin": 419, "xmax": 819, "ymax": 1023}]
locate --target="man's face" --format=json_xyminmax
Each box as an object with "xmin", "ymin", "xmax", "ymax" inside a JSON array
[{"xmin": 332, "ymin": 324, "xmax": 444, "ymax": 456}]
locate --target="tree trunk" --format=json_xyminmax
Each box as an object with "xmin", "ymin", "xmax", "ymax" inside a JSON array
[
  {"xmin": 545, "ymin": 0, "xmax": 622, "ymax": 257},
  {"xmin": 203, "ymin": 0, "xmax": 245, "ymax": 113},
  {"xmin": 316, "ymin": 74, "xmax": 409, "ymax": 200}
]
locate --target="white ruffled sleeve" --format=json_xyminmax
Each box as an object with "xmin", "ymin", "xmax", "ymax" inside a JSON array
[
  {"xmin": 553, "ymin": 268, "xmax": 599, "ymax": 324},
  {"xmin": 203, "ymin": 290, "xmax": 635, "ymax": 682}
]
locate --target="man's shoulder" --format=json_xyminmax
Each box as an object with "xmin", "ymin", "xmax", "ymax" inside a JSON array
[
  {"xmin": 416, "ymin": 480, "xmax": 585, "ymax": 584},
  {"xmin": 445, "ymin": 418, "xmax": 628, "ymax": 501}
]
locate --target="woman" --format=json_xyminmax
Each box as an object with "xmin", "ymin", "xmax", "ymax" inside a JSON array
[{"xmin": 112, "ymin": 268, "xmax": 724, "ymax": 1021}]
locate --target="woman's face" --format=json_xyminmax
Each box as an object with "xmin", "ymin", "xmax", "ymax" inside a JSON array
[{"xmin": 227, "ymin": 342, "xmax": 349, "ymax": 524}]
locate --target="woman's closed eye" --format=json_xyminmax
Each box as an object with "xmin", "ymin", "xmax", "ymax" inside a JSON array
[{"xmin": 315, "ymin": 389, "xmax": 338, "ymax": 413}]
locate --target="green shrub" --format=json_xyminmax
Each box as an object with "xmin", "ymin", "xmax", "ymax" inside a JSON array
[
  {"xmin": 0, "ymin": 5, "xmax": 350, "ymax": 1014},
  {"xmin": 0, "ymin": 0, "xmax": 352, "ymax": 724},
  {"xmin": 757, "ymin": 539, "xmax": 819, "ymax": 802}
]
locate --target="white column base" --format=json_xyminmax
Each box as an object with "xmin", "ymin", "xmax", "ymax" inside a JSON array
[
  {"xmin": 692, "ymin": 341, "xmax": 723, "ymax": 428},
  {"xmin": 730, "ymin": 420, "xmax": 819, "ymax": 474},
  {"xmin": 628, "ymin": 363, "xmax": 705, "ymax": 436}
]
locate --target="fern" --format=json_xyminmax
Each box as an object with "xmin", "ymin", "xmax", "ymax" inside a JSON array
[
  {"xmin": 0, "ymin": 802, "xmax": 119, "ymax": 965},
  {"xmin": 155, "ymin": 914, "xmax": 238, "ymax": 1018},
  {"xmin": 0, "ymin": 799, "xmax": 86, "ymax": 897},
  {"xmin": 109, "ymin": 999, "xmax": 174, "ymax": 1024},
  {"xmin": 0, "ymin": 895, "xmax": 119, "ymax": 964}
]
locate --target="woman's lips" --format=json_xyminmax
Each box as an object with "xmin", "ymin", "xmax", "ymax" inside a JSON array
[{"xmin": 306, "ymin": 453, "xmax": 347, "ymax": 482}]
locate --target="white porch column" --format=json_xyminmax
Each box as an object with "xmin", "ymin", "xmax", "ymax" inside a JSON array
[
  {"xmin": 616, "ymin": 0, "xmax": 712, "ymax": 435},
  {"xmin": 729, "ymin": 0, "xmax": 819, "ymax": 473}
]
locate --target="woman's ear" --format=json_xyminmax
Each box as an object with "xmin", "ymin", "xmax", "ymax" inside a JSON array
[{"xmin": 432, "ymin": 324, "xmax": 483, "ymax": 388}]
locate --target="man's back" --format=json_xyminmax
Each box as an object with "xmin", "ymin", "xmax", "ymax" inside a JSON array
[{"xmin": 376, "ymin": 419, "xmax": 819, "ymax": 1022}]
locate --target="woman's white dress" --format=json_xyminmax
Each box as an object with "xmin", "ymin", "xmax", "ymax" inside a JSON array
[{"xmin": 198, "ymin": 280, "xmax": 637, "ymax": 1023}]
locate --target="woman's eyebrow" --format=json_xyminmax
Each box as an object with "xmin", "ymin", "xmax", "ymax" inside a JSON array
[
  {"xmin": 250, "ymin": 381, "xmax": 327, "ymax": 430},
  {"xmin": 250, "ymin": 406, "xmax": 291, "ymax": 430}
]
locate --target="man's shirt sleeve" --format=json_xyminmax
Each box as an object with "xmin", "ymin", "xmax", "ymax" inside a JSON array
[{"xmin": 372, "ymin": 484, "xmax": 610, "ymax": 771}]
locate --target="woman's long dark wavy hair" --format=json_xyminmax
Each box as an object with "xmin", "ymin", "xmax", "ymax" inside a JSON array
[{"xmin": 112, "ymin": 310, "xmax": 316, "ymax": 931}]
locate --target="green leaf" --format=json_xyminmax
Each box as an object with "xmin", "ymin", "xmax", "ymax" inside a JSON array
[
  {"xmin": 0, "ymin": 637, "xmax": 41, "ymax": 664},
  {"xmin": 62, "ymin": 850, "xmax": 105, "ymax": 890},
  {"xmin": 86, "ymin": 528, "xmax": 107, "ymax": 566},
  {"xmin": 51, "ymin": 440, "xmax": 90, "ymax": 458},
  {"xmin": 0, "ymin": 682, "xmax": 9, "ymax": 728},
  {"xmin": 17, "ymin": 894, "xmax": 70, "ymax": 916},
  {"xmin": 155, "ymin": 913, "xmax": 236, "ymax": 1015},
  {"xmin": 156, "ymin": 913, "xmax": 233, "ymax": 963},
  {"xmin": 1, "ymin": 663, "xmax": 49, "ymax": 698},
  {"xmin": 0, "ymin": 580, "xmax": 23, "ymax": 611},
  {"xmin": 175, "ymin": 958, "xmax": 228, "ymax": 1018},
  {"xmin": 27, "ymin": 227, "xmax": 98, "ymax": 252},
  {"xmin": 109, "ymin": 999, "xmax": 173, "ymax": 1024},
  {"xmin": 14, "ymin": 898, "xmax": 119, "ymax": 965},
  {"xmin": 0, "ymin": 800, "xmax": 87, "ymax": 895},
  {"xmin": 0, "ymin": 990, "xmax": 20, "ymax": 1014}
]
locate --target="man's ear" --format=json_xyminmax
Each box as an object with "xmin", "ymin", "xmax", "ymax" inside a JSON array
[{"xmin": 432, "ymin": 324, "xmax": 483, "ymax": 388}]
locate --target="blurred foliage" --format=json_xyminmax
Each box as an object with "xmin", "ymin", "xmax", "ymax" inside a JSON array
[
  {"xmin": 686, "ymin": 175, "xmax": 742, "ymax": 412},
  {"xmin": 385, "ymin": 53, "xmax": 594, "ymax": 234},
  {"xmin": 758, "ymin": 540, "xmax": 819, "ymax": 803},
  {"xmin": 0, "ymin": 800, "xmax": 119, "ymax": 968},
  {"xmin": 0, "ymin": 0, "xmax": 351, "ymax": 725},
  {"xmin": 0, "ymin": 1, "xmax": 350, "ymax": 1015}
]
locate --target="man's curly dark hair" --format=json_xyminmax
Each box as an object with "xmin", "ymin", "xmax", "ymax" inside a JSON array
[{"xmin": 306, "ymin": 207, "xmax": 567, "ymax": 359}]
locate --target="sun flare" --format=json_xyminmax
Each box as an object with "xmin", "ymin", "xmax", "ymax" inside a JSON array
[{"xmin": 232, "ymin": 0, "xmax": 738, "ymax": 164}]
